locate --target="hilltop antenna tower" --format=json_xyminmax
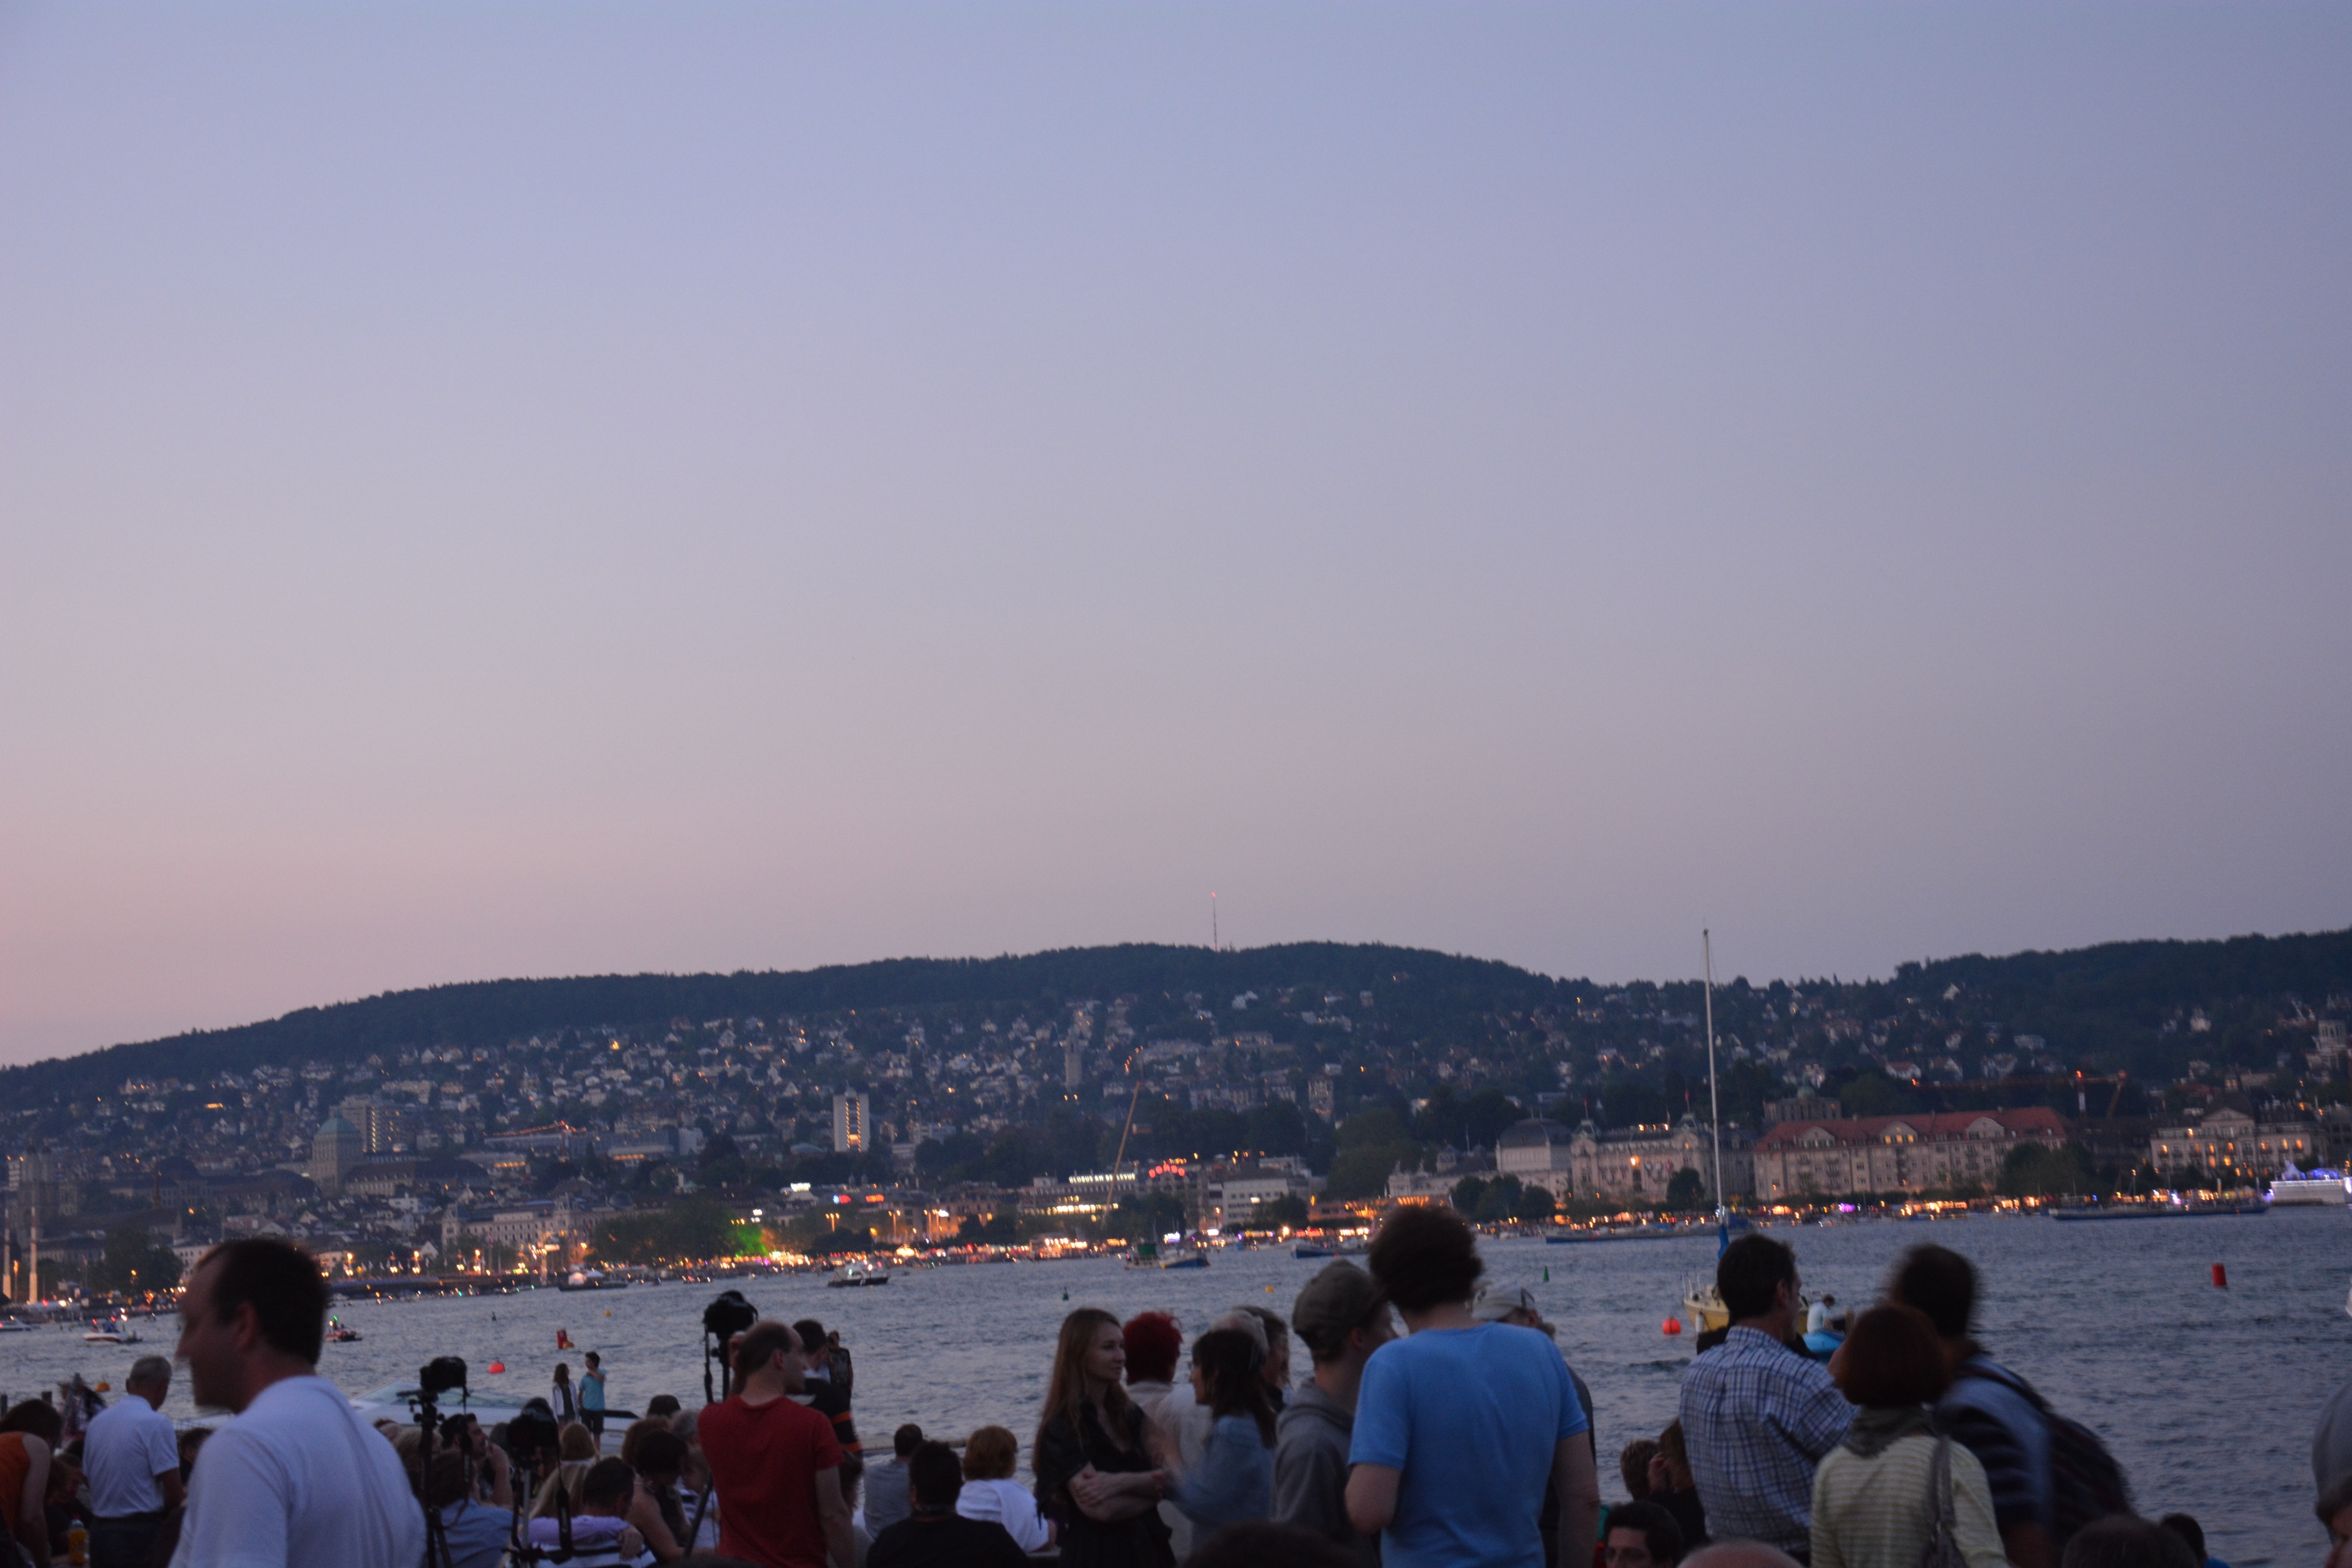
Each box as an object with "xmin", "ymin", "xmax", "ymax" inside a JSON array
[
  {"xmin": 1704, "ymin": 929, "xmax": 1727, "ymax": 1240},
  {"xmin": 1212, "ymin": 893, "xmax": 1219, "ymax": 951}
]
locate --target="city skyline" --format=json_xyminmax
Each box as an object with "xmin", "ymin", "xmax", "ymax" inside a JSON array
[{"xmin": 4, "ymin": 2, "xmax": 2348, "ymax": 1066}]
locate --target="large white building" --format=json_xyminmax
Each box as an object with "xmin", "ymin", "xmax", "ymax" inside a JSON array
[
  {"xmin": 1497, "ymin": 1116, "xmax": 1754, "ymax": 1203},
  {"xmin": 2149, "ymin": 1104, "xmax": 2318, "ymax": 1182},
  {"xmin": 1751, "ymin": 1108, "xmax": 2065, "ymax": 1198}
]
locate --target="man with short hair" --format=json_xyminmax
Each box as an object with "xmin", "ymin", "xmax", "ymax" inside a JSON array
[
  {"xmin": 1677, "ymin": 1234, "xmax": 1851, "ymax": 1560},
  {"xmin": 699, "ymin": 1319, "xmax": 857, "ymax": 1568},
  {"xmin": 167, "ymin": 1238, "xmax": 426, "ymax": 1568},
  {"xmin": 864, "ymin": 1424, "xmax": 924, "ymax": 1538},
  {"xmin": 1345, "ymin": 1205, "xmax": 1601, "ymax": 1568},
  {"xmin": 1274, "ymin": 1260, "xmax": 1392, "ymax": 1566},
  {"xmin": 82, "ymin": 1354, "xmax": 184, "ymax": 1568},
  {"xmin": 1888, "ymin": 1244, "xmax": 2055, "ymax": 1568},
  {"xmin": 1603, "ymin": 1500, "xmax": 1687, "ymax": 1568},
  {"xmin": 1474, "ymin": 1281, "xmax": 1599, "ymax": 1567},
  {"xmin": 866, "ymin": 1440, "xmax": 1027, "ymax": 1568},
  {"xmin": 580, "ymin": 1350, "xmax": 608, "ymax": 1448}
]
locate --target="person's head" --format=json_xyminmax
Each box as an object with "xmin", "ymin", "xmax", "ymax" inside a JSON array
[
  {"xmin": 645, "ymin": 1394, "xmax": 681, "ymax": 1421},
  {"xmin": 1887, "ymin": 1243, "xmax": 1977, "ymax": 1343},
  {"xmin": 632, "ymin": 1429, "xmax": 687, "ymax": 1488},
  {"xmin": 1367, "ymin": 1205, "xmax": 1484, "ymax": 1315},
  {"xmin": 2059, "ymin": 1515, "xmax": 2199, "ymax": 1568},
  {"xmin": 731, "ymin": 1320, "xmax": 805, "ymax": 1392},
  {"xmin": 908, "ymin": 1440, "xmax": 963, "ymax": 1513},
  {"xmin": 579, "ymin": 1457, "xmax": 635, "ymax": 1518},
  {"xmin": 1619, "ymin": 1439, "xmax": 1658, "ymax": 1500},
  {"xmin": 2154, "ymin": 1516, "xmax": 2203, "ymax": 1564},
  {"xmin": 177, "ymin": 1426, "xmax": 210, "ymax": 1480},
  {"xmin": 1123, "ymin": 1311, "xmax": 1184, "ymax": 1385},
  {"xmin": 791, "ymin": 1320, "xmax": 828, "ymax": 1370},
  {"xmin": 891, "ymin": 1422, "xmax": 924, "ymax": 1460},
  {"xmin": 2321, "ymin": 1473, "xmax": 2352, "ymax": 1568},
  {"xmin": 1655, "ymin": 1421, "xmax": 1692, "ymax": 1490},
  {"xmin": 584, "ymin": 1352, "xmax": 600, "ymax": 1370},
  {"xmin": 1039, "ymin": 1307, "xmax": 1138, "ymax": 1454},
  {"xmin": 176, "ymin": 1239, "xmax": 330, "ymax": 1409},
  {"xmin": 554, "ymin": 1362, "xmax": 572, "ymax": 1384},
  {"xmin": 1190, "ymin": 1327, "xmax": 1278, "ymax": 1444},
  {"xmin": 1232, "ymin": 1305, "xmax": 1291, "ymax": 1385},
  {"xmin": 421, "ymin": 1447, "xmax": 474, "ymax": 1511},
  {"xmin": 1715, "ymin": 1234, "xmax": 1799, "ymax": 1324},
  {"xmin": 1602, "ymin": 1500, "xmax": 1686, "ymax": 1568},
  {"xmin": 0, "ymin": 1401, "xmax": 63, "ymax": 1445},
  {"xmin": 126, "ymin": 1355, "xmax": 172, "ymax": 1407},
  {"xmin": 1681, "ymin": 1543, "xmax": 1804, "ymax": 1568},
  {"xmin": 559, "ymin": 1422, "xmax": 597, "ymax": 1461},
  {"xmin": 963, "ymin": 1425, "xmax": 1019, "ymax": 1481},
  {"xmin": 1471, "ymin": 1281, "xmax": 1553, "ymax": 1335},
  {"xmin": 619, "ymin": 1418, "xmax": 660, "ymax": 1468},
  {"xmin": 1187, "ymin": 1520, "xmax": 1360, "ymax": 1568},
  {"xmin": 1830, "ymin": 1305, "xmax": 1951, "ymax": 1409},
  {"xmin": 1291, "ymin": 1260, "xmax": 1394, "ymax": 1369}
]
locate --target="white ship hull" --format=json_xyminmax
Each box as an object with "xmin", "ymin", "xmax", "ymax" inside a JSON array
[{"xmin": 2268, "ymin": 1177, "xmax": 2349, "ymax": 1206}]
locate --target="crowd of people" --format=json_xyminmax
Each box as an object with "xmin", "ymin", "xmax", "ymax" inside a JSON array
[{"xmin": 2, "ymin": 1223, "xmax": 2346, "ymax": 1568}]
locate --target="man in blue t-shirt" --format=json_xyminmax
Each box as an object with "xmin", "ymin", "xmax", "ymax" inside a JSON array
[{"xmin": 1346, "ymin": 1206, "xmax": 1601, "ymax": 1568}]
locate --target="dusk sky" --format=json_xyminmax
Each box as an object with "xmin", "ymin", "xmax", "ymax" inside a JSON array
[{"xmin": 3, "ymin": 3, "xmax": 2347, "ymax": 1067}]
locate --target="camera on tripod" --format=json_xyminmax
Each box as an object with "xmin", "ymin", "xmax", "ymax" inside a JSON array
[{"xmin": 702, "ymin": 1288, "xmax": 760, "ymax": 1403}]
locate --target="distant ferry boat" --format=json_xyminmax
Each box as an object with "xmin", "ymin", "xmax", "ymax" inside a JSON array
[
  {"xmin": 558, "ymin": 1269, "xmax": 627, "ymax": 1293},
  {"xmin": 2268, "ymin": 1165, "xmax": 2351, "ymax": 1206}
]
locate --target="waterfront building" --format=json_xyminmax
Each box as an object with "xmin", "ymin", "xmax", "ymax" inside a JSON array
[
  {"xmin": 1750, "ymin": 1108, "xmax": 2066, "ymax": 1198},
  {"xmin": 1560, "ymin": 1115, "xmax": 1756, "ymax": 1203},
  {"xmin": 2149, "ymin": 1103, "xmax": 2319, "ymax": 1182}
]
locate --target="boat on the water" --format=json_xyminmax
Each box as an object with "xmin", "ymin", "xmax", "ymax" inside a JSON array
[
  {"xmin": 1548, "ymin": 1224, "xmax": 1696, "ymax": 1245},
  {"xmin": 2269, "ymin": 1166, "xmax": 2351, "ymax": 1206},
  {"xmin": 827, "ymin": 1261, "xmax": 890, "ymax": 1288},
  {"xmin": 83, "ymin": 1315, "xmax": 140, "ymax": 1344},
  {"xmin": 558, "ymin": 1269, "xmax": 627, "ymax": 1292},
  {"xmin": 326, "ymin": 1315, "xmax": 363, "ymax": 1342},
  {"xmin": 2053, "ymin": 1197, "xmax": 2271, "ymax": 1222}
]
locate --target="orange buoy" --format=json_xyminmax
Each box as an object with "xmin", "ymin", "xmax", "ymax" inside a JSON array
[
  {"xmin": 2212, "ymin": 1263, "xmax": 2227, "ymax": 1288},
  {"xmin": 1663, "ymin": 1317, "xmax": 1683, "ymax": 1336},
  {"xmin": 487, "ymin": 1362, "xmax": 506, "ymax": 1375}
]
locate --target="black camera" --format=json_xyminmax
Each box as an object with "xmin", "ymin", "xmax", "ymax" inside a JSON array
[
  {"xmin": 418, "ymin": 1356, "xmax": 469, "ymax": 1399},
  {"xmin": 504, "ymin": 1399, "xmax": 561, "ymax": 1461},
  {"xmin": 702, "ymin": 1289, "xmax": 758, "ymax": 1342}
]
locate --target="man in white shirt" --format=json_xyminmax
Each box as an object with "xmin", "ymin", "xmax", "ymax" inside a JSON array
[
  {"xmin": 82, "ymin": 1354, "xmax": 184, "ymax": 1568},
  {"xmin": 169, "ymin": 1238, "xmax": 425, "ymax": 1568}
]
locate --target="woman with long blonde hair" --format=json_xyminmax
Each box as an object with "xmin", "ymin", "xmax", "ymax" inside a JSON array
[{"xmin": 1032, "ymin": 1308, "xmax": 1173, "ymax": 1568}]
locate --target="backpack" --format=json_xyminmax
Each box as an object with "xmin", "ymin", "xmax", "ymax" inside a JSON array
[{"xmin": 1958, "ymin": 1362, "xmax": 2131, "ymax": 1545}]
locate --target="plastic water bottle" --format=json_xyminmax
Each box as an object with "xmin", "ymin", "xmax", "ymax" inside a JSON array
[{"xmin": 68, "ymin": 1521, "xmax": 88, "ymax": 1565}]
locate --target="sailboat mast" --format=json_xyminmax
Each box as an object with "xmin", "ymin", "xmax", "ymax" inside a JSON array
[{"xmin": 1704, "ymin": 929, "xmax": 1725, "ymax": 1218}]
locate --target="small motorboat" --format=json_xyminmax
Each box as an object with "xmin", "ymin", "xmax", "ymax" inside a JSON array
[
  {"xmin": 1292, "ymin": 1242, "xmax": 1333, "ymax": 1259},
  {"xmin": 83, "ymin": 1316, "xmax": 140, "ymax": 1344},
  {"xmin": 326, "ymin": 1316, "xmax": 363, "ymax": 1343},
  {"xmin": 827, "ymin": 1261, "xmax": 890, "ymax": 1288},
  {"xmin": 558, "ymin": 1269, "xmax": 628, "ymax": 1293}
]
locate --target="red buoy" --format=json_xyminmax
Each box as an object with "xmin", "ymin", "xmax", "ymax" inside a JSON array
[
  {"xmin": 1663, "ymin": 1317, "xmax": 1683, "ymax": 1336},
  {"xmin": 2212, "ymin": 1263, "xmax": 2228, "ymax": 1289},
  {"xmin": 486, "ymin": 1362, "xmax": 506, "ymax": 1375}
]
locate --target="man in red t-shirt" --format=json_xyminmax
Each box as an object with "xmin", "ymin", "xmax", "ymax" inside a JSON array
[{"xmin": 698, "ymin": 1320, "xmax": 857, "ymax": 1568}]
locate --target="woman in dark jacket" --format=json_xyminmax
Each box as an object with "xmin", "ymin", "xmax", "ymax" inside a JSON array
[{"xmin": 1034, "ymin": 1307, "xmax": 1175, "ymax": 1568}]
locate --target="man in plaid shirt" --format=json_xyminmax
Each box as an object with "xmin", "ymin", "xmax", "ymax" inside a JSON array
[{"xmin": 1678, "ymin": 1235, "xmax": 1853, "ymax": 1560}]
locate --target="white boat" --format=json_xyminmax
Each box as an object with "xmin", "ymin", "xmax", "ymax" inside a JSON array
[
  {"xmin": 2267, "ymin": 1165, "xmax": 2350, "ymax": 1206},
  {"xmin": 83, "ymin": 1316, "xmax": 140, "ymax": 1344},
  {"xmin": 826, "ymin": 1261, "xmax": 890, "ymax": 1288},
  {"xmin": 558, "ymin": 1269, "xmax": 627, "ymax": 1292}
]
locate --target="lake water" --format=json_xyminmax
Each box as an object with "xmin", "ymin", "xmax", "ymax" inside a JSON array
[{"xmin": 6, "ymin": 1207, "xmax": 2346, "ymax": 1564}]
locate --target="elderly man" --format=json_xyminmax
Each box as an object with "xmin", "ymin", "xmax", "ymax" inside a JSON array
[{"xmin": 81, "ymin": 1355, "xmax": 184, "ymax": 1568}]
